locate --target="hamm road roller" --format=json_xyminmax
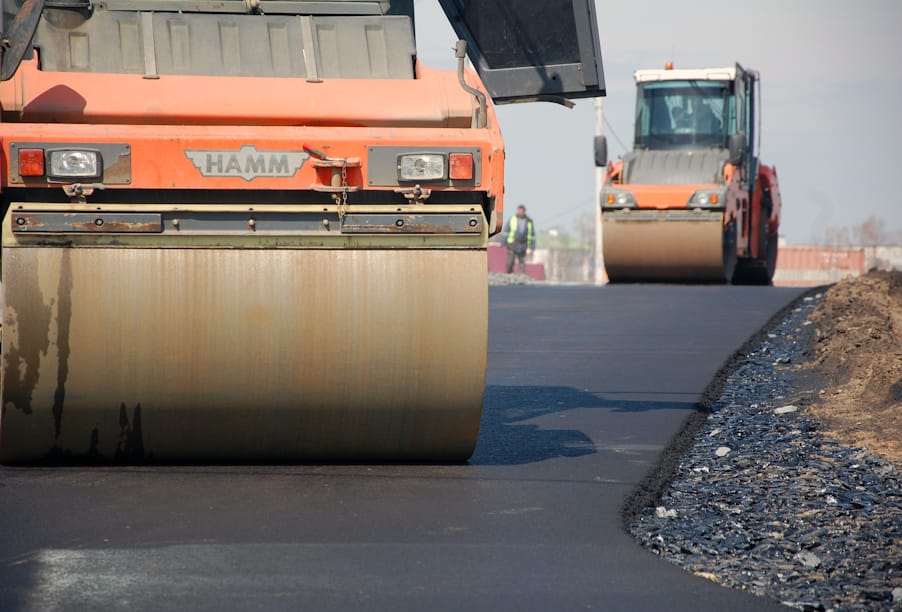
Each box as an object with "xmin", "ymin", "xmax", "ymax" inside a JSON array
[
  {"xmin": 0, "ymin": 0, "xmax": 605, "ymax": 462},
  {"xmin": 595, "ymin": 63, "xmax": 781, "ymax": 284}
]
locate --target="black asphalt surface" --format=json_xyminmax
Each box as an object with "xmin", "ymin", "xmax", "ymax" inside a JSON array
[{"xmin": 0, "ymin": 284, "xmax": 807, "ymax": 611}]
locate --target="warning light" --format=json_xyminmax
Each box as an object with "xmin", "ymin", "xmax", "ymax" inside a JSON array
[
  {"xmin": 18, "ymin": 148, "xmax": 45, "ymax": 176},
  {"xmin": 448, "ymin": 153, "xmax": 474, "ymax": 180},
  {"xmin": 665, "ymin": 61, "xmax": 674, "ymax": 70}
]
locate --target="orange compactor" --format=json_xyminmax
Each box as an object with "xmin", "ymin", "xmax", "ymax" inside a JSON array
[
  {"xmin": 596, "ymin": 64, "xmax": 781, "ymax": 284},
  {"xmin": 0, "ymin": 0, "xmax": 604, "ymax": 462}
]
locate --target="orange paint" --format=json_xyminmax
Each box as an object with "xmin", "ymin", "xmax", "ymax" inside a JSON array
[{"xmin": 0, "ymin": 57, "xmax": 507, "ymax": 225}]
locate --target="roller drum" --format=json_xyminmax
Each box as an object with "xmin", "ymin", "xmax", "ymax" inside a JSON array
[
  {"xmin": 0, "ymin": 245, "xmax": 487, "ymax": 462},
  {"xmin": 602, "ymin": 210, "xmax": 731, "ymax": 283}
]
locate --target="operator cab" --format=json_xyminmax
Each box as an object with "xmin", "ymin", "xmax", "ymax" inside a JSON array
[
  {"xmin": 595, "ymin": 64, "xmax": 758, "ymax": 174},
  {"xmin": 632, "ymin": 66, "xmax": 737, "ymax": 149},
  {"xmin": 634, "ymin": 77, "xmax": 735, "ymax": 149},
  {"xmin": 631, "ymin": 65, "xmax": 758, "ymax": 164}
]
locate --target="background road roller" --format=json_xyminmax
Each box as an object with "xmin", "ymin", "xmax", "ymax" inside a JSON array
[
  {"xmin": 596, "ymin": 63, "xmax": 781, "ymax": 284},
  {"xmin": 0, "ymin": 0, "xmax": 605, "ymax": 462}
]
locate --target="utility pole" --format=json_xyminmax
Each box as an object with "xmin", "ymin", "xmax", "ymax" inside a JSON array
[{"xmin": 593, "ymin": 98, "xmax": 607, "ymax": 285}]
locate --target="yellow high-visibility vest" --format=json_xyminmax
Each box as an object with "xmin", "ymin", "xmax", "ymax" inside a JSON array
[{"xmin": 506, "ymin": 216, "xmax": 534, "ymax": 246}]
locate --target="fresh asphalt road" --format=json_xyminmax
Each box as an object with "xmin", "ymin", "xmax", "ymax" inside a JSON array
[{"xmin": 0, "ymin": 284, "xmax": 807, "ymax": 611}]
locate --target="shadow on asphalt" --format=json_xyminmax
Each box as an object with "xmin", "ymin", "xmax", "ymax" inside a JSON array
[{"xmin": 472, "ymin": 385, "xmax": 697, "ymax": 466}]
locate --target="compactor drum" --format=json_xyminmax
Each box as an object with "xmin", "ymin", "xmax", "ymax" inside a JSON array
[
  {"xmin": 596, "ymin": 64, "xmax": 781, "ymax": 284},
  {"xmin": 1, "ymin": 223, "xmax": 489, "ymax": 462},
  {"xmin": 0, "ymin": 0, "xmax": 605, "ymax": 462}
]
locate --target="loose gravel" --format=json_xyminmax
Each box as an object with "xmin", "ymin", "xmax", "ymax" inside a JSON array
[
  {"xmin": 627, "ymin": 294, "xmax": 902, "ymax": 611},
  {"xmin": 488, "ymin": 272, "xmax": 540, "ymax": 286}
]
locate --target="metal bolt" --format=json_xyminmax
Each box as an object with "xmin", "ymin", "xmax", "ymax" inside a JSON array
[
  {"xmin": 395, "ymin": 219, "xmax": 405, "ymax": 228},
  {"xmin": 94, "ymin": 218, "xmax": 104, "ymax": 226},
  {"xmin": 15, "ymin": 217, "xmax": 25, "ymax": 225},
  {"xmin": 322, "ymin": 218, "xmax": 330, "ymax": 229},
  {"xmin": 468, "ymin": 218, "xmax": 478, "ymax": 227},
  {"xmin": 171, "ymin": 218, "xmax": 180, "ymax": 229},
  {"xmin": 248, "ymin": 218, "xmax": 256, "ymax": 230}
]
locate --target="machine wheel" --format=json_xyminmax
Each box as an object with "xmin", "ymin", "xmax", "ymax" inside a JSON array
[
  {"xmin": 721, "ymin": 221, "xmax": 738, "ymax": 283},
  {"xmin": 733, "ymin": 209, "xmax": 774, "ymax": 285},
  {"xmin": 764, "ymin": 230, "xmax": 778, "ymax": 281}
]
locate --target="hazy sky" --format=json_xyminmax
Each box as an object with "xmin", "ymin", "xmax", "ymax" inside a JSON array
[{"xmin": 413, "ymin": 1, "xmax": 901, "ymax": 245}]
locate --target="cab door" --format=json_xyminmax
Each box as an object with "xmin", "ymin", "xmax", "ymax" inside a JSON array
[{"xmin": 437, "ymin": 0, "xmax": 605, "ymax": 103}]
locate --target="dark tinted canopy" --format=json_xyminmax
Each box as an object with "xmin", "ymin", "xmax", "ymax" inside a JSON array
[{"xmin": 438, "ymin": 0, "xmax": 605, "ymax": 103}]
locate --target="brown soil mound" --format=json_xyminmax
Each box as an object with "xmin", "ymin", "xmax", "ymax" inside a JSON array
[{"xmin": 804, "ymin": 270, "xmax": 902, "ymax": 465}]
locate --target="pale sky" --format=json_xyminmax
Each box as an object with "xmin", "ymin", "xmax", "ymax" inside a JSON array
[{"xmin": 413, "ymin": 1, "xmax": 902, "ymax": 245}]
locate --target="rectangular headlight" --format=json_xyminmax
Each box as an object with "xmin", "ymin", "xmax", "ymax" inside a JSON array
[
  {"xmin": 48, "ymin": 150, "xmax": 101, "ymax": 178},
  {"xmin": 688, "ymin": 189, "xmax": 723, "ymax": 206},
  {"xmin": 398, "ymin": 153, "xmax": 446, "ymax": 181},
  {"xmin": 603, "ymin": 189, "xmax": 637, "ymax": 208}
]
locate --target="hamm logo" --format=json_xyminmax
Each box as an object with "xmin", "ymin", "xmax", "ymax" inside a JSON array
[{"xmin": 185, "ymin": 145, "xmax": 309, "ymax": 181}]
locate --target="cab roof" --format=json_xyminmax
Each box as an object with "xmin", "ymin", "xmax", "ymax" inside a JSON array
[{"xmin": 634, "ymin": 66, "xmax": 737, "ymax": 83}]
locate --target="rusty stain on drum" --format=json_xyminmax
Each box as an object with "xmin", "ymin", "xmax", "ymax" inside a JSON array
[
  {"xmin": 115, "ymin": 403, "xmax": 145, "ymax": 461},
  {"xmin": 87, "ymin": 426, "xmax": 101, "ymax": 457},
  {"xmin": 1, "ymin": 249, "xmax": 53, "ymax": 415},
  {"xmin": 51, "ymin": 248, "xmax": 73, "ymax": 438}
]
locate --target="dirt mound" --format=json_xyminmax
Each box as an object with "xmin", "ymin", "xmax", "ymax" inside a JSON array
[{"xmin": 804, "ymin": 270, "xmax": 902, "ymax": 465}]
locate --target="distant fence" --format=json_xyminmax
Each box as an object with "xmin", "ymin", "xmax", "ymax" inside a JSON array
[
  {"xmin": 867, "ymin": 246, "xmax": 902, "ymax": 271},
  {"xmin": 773, "ymin": 247, "xmax": 866, "ymax": 286},
  {"xmin": 488, "ymin": 243, "xmax": 899, "ymax": 286}
]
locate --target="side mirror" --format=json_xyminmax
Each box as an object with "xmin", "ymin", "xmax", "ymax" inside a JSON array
[
  {"xmin": 594, "ymin": 135, "xmax": 608, "ymax": 167},
  {"xmin": 728, "ymin": 133, "xmax": 747, "ymax": 165}
]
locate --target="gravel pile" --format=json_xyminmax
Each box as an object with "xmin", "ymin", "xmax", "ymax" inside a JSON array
[
  {"xmin": 488, "ymin": 272, "xmax": 540, "ymax": 286},
  {"xmin": 628, "ymin": 294, "xmax": 902, "ymax": 611}
]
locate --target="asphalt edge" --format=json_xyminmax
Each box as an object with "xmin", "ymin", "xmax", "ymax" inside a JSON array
[{"xmin": 619, "ymin": 284, "xmax": 828, "ymax": 528}]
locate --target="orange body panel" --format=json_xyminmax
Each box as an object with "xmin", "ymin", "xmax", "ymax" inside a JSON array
[
  {"xmin": 1, "ymin": 58, "xmax": 474, "ymax": 128},
  {"xmin": 0, "ymin": 122, "xmax": 503, "ymax": 194},
  {"xmin": 604, "ymin": 158, "xmax": 742, "ymax": 228},
  {"xmin": 0, "ymin": 60, "xmax": 507, "ymax": 228},
  {"xmin": 627, "ymin": 184, "xmax": 712, "ymax": 209},
  {"xmin": 603, "ymin": 158, "xmax": 716, "ymax": 209},
  {"xmin": 759, "ymin": 164, "xmax": 782, "ymax": 232}
]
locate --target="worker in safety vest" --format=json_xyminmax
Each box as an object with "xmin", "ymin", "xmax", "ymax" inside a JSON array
[{"xmin": 502, "ymin": 205, "xmax": 535, "ymax": 274}]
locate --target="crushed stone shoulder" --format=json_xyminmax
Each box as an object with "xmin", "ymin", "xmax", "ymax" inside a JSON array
[{"xmin": 625, "ymin": 290, "xmax": 902, "ymax": 611}]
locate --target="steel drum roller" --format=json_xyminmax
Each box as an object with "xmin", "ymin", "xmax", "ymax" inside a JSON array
[
  {"xmin": 0, "ymin": 244, "xmax": 487, "ymax": 462},
  {"xmin": 602, "ymin": 210, "xmax": 730, "ymax": 282}
]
